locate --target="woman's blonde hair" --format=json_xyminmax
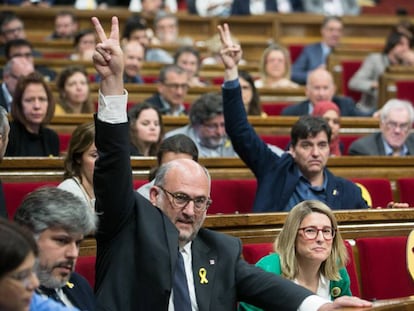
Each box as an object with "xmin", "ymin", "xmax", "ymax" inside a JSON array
[
  {"xmin": 259, "ymin": 43, "xmax": 292, "ymax": 81},
  {"xmin": 275, "ymin": 200, "xmax": 348, "ymax": 281}
]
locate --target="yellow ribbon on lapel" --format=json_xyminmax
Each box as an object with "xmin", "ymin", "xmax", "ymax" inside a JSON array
[
  {"xmin": 66, "ymin": 281, "xmax": 74, "ymax": 289},
  {"xmin": 199, "ymin": 268, "xmax": 208, "ymax": 284}
]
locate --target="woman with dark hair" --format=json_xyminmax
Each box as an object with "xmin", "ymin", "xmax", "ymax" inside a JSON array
[
  {"xmin": 6, "ymin": 72, "xmax": 59, "ymax": 157},
  {"xmin": 69, "ymin": 29, "xmax": 96, "ymax": 62},
  {"xmin": 238, "ymin": 70, "xmax": 266, "ymax": 116},
  {"xmin": 58, "ymin": 122, "xmax": 97, "ymax": 210},
  {"xmin": 55, "ymin": 65, "xmax": 94, "ymax": 114},
  {"xmin": 128, "ymin": 102, "xmax": 164, "ymax": 156},
  {"xmin": 0, "ymin": 218, "xmax": 79, "ymax": 310},
  {"xmin": 348, "ymin": 31, "xmax": 412, "ymax": 114}
]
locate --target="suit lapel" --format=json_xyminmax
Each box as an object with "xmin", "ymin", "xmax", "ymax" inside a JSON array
[{"xmin": 191, "ymin": 236, "xmax": 217, "ymax": 311}]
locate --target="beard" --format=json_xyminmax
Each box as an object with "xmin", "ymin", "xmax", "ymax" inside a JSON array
[
  {"xmin": 200, "ymin": 136, "xmax": 226, "ymax": 149},
  {"xmin": 36, "ymin": 260, "xmax": 74, "ymax": 289}
]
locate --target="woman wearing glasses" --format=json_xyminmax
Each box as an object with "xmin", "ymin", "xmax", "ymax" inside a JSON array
[
  {"xmin": 0, "ymin": 218, "xmax": 78, "ymax": 311},
  {"xmin": 239, "ymin": 200, "xmax": 351, "ymax": 311}
]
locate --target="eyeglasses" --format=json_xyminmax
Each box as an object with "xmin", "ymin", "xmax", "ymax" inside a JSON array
[
  {"xmin": 384, "ymin": 121, "xmax": 410, "ymax": 132},
  {"xmin": 298, "ymin": 226, "xmax": 336, "ymax": 240},
  {"xmin": 2, "ymin": 26, "xmax": 23, "ymax": 35},
  {"xmin": 8, "ymin": 268, "xmax": 37, "ymax": 289},
  {"xmin": 163, "ymin": 83, "xmax": 189, "ymax": 90},
  {"xmin": 202, "ymin": 122, "xmax": 225, "ymax": 131},
  {"xmin": 11, "ymin": 52, "xmax": 33, "ymax": 59},
  {"xmin": 158, "ymin": 186, "xmax": 212, "ymax": 212}
]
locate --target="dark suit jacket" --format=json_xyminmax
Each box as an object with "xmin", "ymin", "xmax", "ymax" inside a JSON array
[
  {"xmin": 281, "ymin": 95, "xmax": 367, "ymax": 117},
  {"xmin": 63, "ymin": 272, "xmax": 95, "ymax": 311},
  {"xmin": 144, "ymin": 93, "xmax": 187, "ymax": 115},
  {"xmin": 291, "ymin": 42, "xmax": 324, "ymax": 85},
  {"xmin": 0, "ymin": 84, "xmax": 10, "ymax": 112},
  {"xmin": 231, "ymin": 0, "xmax": 303, "ymax": 14},
  {"xmin": 5, "ymin": 121, "xmax": 59, "ymax": 157},
  {"xmin": 94, "ymin": 115, "xmax": 313, "ymax": 311},
  {"xmin": 348, "ymin": 132, "xmax": 414, "ymax": 156},
  {"xmin": 223, "ymin": 83, "xmax": 368, "ymax": 212}
]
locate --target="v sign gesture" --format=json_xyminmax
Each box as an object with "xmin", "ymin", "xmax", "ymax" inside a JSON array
[
  {"xmin": 91, "ymin": 16, "xmax": 124, "ymax": 96},
  {"xmin": 217, "ymin": 23, "xmax": 242, "ymax": 81}
]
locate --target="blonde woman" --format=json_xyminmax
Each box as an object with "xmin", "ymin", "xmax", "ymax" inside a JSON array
[{"xmin": 254, "ymin": 43, "xmax": 299, "ymax": 89}]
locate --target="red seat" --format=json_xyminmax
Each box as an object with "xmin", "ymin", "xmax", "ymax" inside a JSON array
[
  {"xmin": 133, "ymin": 179, "xmax": 147, "ymax": 190},
  {"xmin": 3, "ymin": 181, "xmax": 60, "ymax": 219},
  {"xmin": 208, "ymin": 179, "xmax": 257, "ymax": 214},
  {"xmin": 397, "ymin": 178, "xmax": 414, "ymax": 207},
  {"xmin": 242, "ymin": 243, "xmax": 273, "ymax": 264},
  {"xmin": 356, "ymin": 236, "xmax": 414, "ymax": 300},
  {"xmin": 260, "ymin": 135, "xmax": 290, "ymax": 150},
  {"xmin": 344, "ymin": 240, "xmax": 360, "ymax": 297},
  {"xmin": 142, "ymin": 75, "xmax": 158, "ymax": 84},
  {"xmin": 396, "ymin": 80, "xmax": 414, "ymax": 106},
  {"xmin": 340, "ymin": 135, "xmax": 361, "ymax": 155},
  {"xmin": 350, "ymin": 178, "xmax": 393, "ymax": 208},
  {"xmin": 341, "ymin": 60, "xmax": 362, "ymax": 103},
  {"xmin": 261, "ymin": 102, "xmax": 292, "ymax": 116},
  {"xmin": 75, "ymin": 256, "xmax": 96, "ymax": 288},
  {"xmin": 59, "ymin": 133, "xmax": 72, "ymax": 153},
  {"xmin": 288, "ymin": 44, "xmax": 305, "ymax": 63}
]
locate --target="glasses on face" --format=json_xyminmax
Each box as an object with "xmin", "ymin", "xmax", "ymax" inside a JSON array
[
  {"xmin": 298, "ymin": 226, "xmax": 336, "ymax": 240},
  {"xmin": 158, "ymin": 186, "xmax": 212, "ymax": 213},
  {"xmin": 384, "ymin": 121, "xmax": 410, "ymax": 132},
  {"xmin": 163, "ymin": 83, "xmax": 189, "ymax": 90},
  {"xmin": 11, "ymin": 52, "xmax": 33, "ymax": 59},
  {"xmin": 202, "ymin": 122, "xmax": 225, "ymax": 132},
  {"xmin": 2, "ymin": 26, "xmax": 23, "ymax": 35},
  {"xmin": 8, "ymin": 268, "xmax": 37, "ymax": 289}
]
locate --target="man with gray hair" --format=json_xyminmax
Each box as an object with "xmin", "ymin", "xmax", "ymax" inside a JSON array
[
  {"xmin": 165, "ymin": 92, "xmax": 238, "ymax": 157},
  {"xmin": 349, "ymin": 98, "xmax": 414, "ymax": 156},
  {"xmin": 0, "ymin": 106, "xmax": 9, "ymax": 218},
  {"xmin": 14, "ymin": 187, "xmax": 97, "ymax": 310}
]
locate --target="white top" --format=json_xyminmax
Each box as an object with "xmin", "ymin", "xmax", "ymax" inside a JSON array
[
  {"xmin": 58, "ymin": 177, "xmax": 95, "ymax": 210},
  {"xmin": 129, "ymin": 0, "xmax": 177, "ymax": 12}
]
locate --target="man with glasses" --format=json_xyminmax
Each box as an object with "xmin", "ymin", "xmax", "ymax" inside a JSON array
[
  {"xmin": 4, "ymin": 39, "xmax": 56, "ymax": 81},
  {"xmin": 145, "ymin": 64, "xmax": 189, "ymax": 115},
  {"xmin": 349, "ymin": 99, "xmax": 414, "ymax": 156},
  {"xmin": 0, "ymin": 57, "xmax": 34, "ymax": 112},
  {"xmin": 165, "ymin": 92, "xmax": 238, "ymax": 157},
  {"xmin": 91, "ymin": 16, "xmax": 371, "ymax": 311}
]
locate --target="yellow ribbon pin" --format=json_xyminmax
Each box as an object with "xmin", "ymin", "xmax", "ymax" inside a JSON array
[
  {"xmin": 66, "ymin": 281, "xmax": 74, "ymax": 289},
  {"xmin": 199, "ymin": 268, "xmax": 208, "ymax": 284}
]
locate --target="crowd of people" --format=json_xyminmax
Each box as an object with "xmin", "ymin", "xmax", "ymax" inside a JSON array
[{"xmin": 0, "ymin": 3, "xmax": 413, "ymax": 310}]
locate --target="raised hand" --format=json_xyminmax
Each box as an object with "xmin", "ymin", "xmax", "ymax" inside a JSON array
[
  {"xmin": 91, "ymin": 16, "xmax": 124, "ymax": 95},
  {"xmin": 217, "ymin": 23, "xmax": 242, "ymax": 72}
]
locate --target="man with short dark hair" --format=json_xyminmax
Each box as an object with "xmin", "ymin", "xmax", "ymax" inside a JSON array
[
  {"xmin": 145, "ymin": 64, "xmax": 189, "ymax": 115},
  {"xmin": 292, "ymin": 16, "xmax": 343, "ymax": 85},
  {"xmin": 165, "ymin": 92, "xmax": 238, "ymax": 157},
  {"xmin": 14, "ymin": 187, "xmax": 97, "ymax": 310},
  {"xmin": 47, "ymin": 10, "xmax": 79, "ymax": 40}
]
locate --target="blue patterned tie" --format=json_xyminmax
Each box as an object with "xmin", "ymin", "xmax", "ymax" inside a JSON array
[{"xmin": 173, "ymin": 250, "xmax": 192, "ymax": 310}]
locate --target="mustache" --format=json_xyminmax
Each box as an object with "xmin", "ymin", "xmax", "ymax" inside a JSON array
[{"xmin": 53, "ymin": 260, "xmax": 75, "ymax": 271}]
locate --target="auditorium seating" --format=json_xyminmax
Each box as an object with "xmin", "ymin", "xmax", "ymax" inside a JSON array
[
  {"xmin": 397, "ymin": 178, "xmax": 414, "ymax": 207},
  {"xmin": 341, "ymin": 60, "xmax": 363, "ymax": 103},
  {"xmin": 75, "ymin": 255, "xmax": 96, "ymax": 288},
  {"xmin": 3, "ymin": 181, "xmax": 60, "ymax": 219},
  {"xmin": 261, "ymin": 102, "xmax": 292, "ymax": 116},
  {"xmin": 260, "ymin": 135, "xmax": 290, "ymax": 150},
  {"xmin": 356, "ymin": 236, "xmax": 414, "ymax": 300},
  {"xmin": 396, "ymin": 80, "xmax": 414, "ymax": 105},
  {"xmin": 59, "ymin": 133, "xmax": 72, "ymax": 154},
  {"xmin": 208, "ymin": 179, "xmax": 257, "ymax": 214},
  {"xmin": 350, "ymin": 178, "xmax": 393, "ymax": 208}
]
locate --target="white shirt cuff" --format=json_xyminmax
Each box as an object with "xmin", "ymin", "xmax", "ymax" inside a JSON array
[
  {"xmin": 97, "ymin": 89, "xmax": 128, "ymax": 124},
  {"xmin": 298, "ymin": 295, "xmax": 331, "ymax": 311}
]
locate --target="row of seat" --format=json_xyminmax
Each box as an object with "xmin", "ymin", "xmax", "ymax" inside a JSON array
[
  {"xmin": 5, "ymin": 177, "xmax": 414, "ymax": 218},
  {"xmin": 242, "ymin": 236, "xmax": 414, "ymax": 301},
  {"xmin": 75, "ymin": 235, "xmax": 414, "ymax": 301}
]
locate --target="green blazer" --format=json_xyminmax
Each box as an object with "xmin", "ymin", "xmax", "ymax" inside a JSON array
[{"xmin": 239, "ymin": 253, "xmax": 351, "ymax": 311}]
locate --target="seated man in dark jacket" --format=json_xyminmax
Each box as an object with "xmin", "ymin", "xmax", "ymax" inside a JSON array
[{"xmin": 282, "ymin": 68, "xmax": 369, "ymax": 117}]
